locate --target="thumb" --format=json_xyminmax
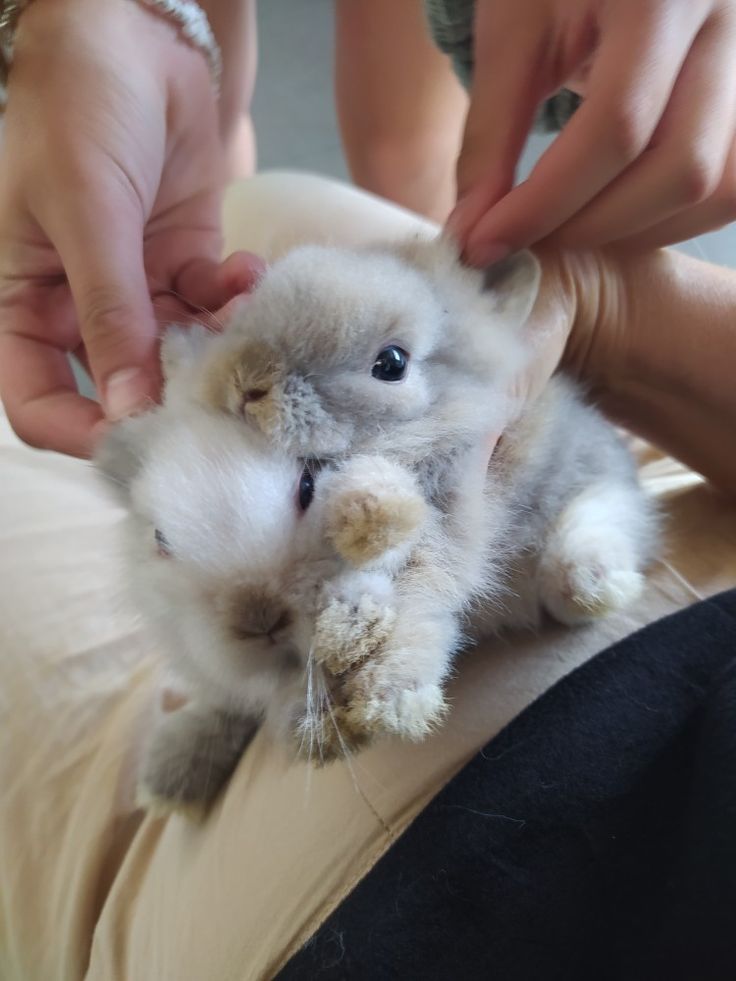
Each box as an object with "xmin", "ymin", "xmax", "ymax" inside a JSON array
[
  {"xmin": 448, "ymin": 4, "xmax": 548, "ymax": 250},
  {"xmin": 44, "ymin": 181, "xmax": 161, "ymax": 420}
]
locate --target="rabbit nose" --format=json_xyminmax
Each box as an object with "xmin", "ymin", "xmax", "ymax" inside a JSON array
[
  {"xmin": 265, "ymin": 609, "xmax": 292, "ymax": 637},
  {"xmin": 230, "ymin": 592, "xmax": 293, "ymax": 641},
  {"xmin": 243, "ymin": 387, "xmax": 269, "ymax": 403}
]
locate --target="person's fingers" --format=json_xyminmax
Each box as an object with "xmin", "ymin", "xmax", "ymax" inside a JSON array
[
  {"xmin": 447, "ymin": 2, "xmax": 549, "ymax": 249},
  {"xmin": 218, "ymin": 250, "xmax": 267, "ymax": 296},
  {"xmin": 71, "ymin": 341, "xmax": 93, "ymax": 379},
  {"xmin": 39, "ymin": 177, "xmax": 161, "ymax": 421},
  {"xmin": 463, "ymin": 1, "xmax": 706, "ymax": 265},
  {"xmin": 216, "ymin": 292, "xmax": 252, "ymax": 325},
  {"xmin": 0, "ymin": 323, "xmax": 103, "ymax": 457},
  {"xmin": 174, "ymin": 250, "xmax": 266, "ymax": 314},
  {"xmin": 622, "ymin": 139, "xmax": 736, "ymax": 249},
  {"xmin": 552, "ymin": 12, "xmax": 736, "ymax": 246}
]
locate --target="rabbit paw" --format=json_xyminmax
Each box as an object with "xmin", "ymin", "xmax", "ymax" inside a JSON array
[
  {"xmin": 292, "ymin": 671, "xmax": 446, "ymax": 766},
  {"xmin": 539, "ymin": 540, "xmax": 645, "ymax": 626},
  {"xmin": 537, "ymin": 484, "xmax": 651, "ymax": 626},
  {"xmin": 325, "ymin": 456, "xmax": 427, "ymax": 566},
  {"xmin": 343, "ymin": 662, "xmax": 448, "ymax": 742},
  {"xmin": 292, "ymin": 702, "xmax": 370, "ymax": 765},
  {"xmin": 314, "ymin": 593, "xmax": 397, "ymax": 676},
  {"xmin": 137, "ymin": 705, "xmax": 257, "ymax": 818},
  {"xmin": 328, "ymin": 492, "xmax": 425, "ymax": 565}
]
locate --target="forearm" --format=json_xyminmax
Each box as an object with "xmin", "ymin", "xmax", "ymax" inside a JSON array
[
  {"xmin": 335, "ymin": 0, "xmax": 466, "ymax": 223},
  {"xmin": 200, "ymin": 0, "xmax": 255, "ymax": 148},
  {"xmin": 575, "ymin": 249, "xmax": 736, "ymax": 494}
]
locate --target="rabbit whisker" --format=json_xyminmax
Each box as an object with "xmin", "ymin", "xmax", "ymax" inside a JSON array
[{"xmin": 148, "ymin": 285, "xmax": 226, "ymax": 333}]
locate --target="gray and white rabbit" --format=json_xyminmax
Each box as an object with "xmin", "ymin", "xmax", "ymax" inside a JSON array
[
  {"xmin": 97, "ymin": 237, "xmax": 658, "ymax": 814},
  {"xmin": 192, "ymin": 238, "xmax": 658, "ymax": 750},
  {"xmin": 98, "ymin": 343, "xmax": 433, "ymax": 814}
]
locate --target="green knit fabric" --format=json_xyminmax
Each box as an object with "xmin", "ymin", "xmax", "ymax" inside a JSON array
[
  {"xmin": 424, "ymin": 0, "xmax": 475, "ymax": 88},
  {"xmin": 424, "ymin": 0, "xmax": 582, "ymax": 131}
]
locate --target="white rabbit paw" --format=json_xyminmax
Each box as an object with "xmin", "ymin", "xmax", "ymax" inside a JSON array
[
  {"xmin": 292, "ymin": 667, "xmax": 446, "ymax": 765},
  {"xmin": 539, "ymin": 551, "xmax": 645, "ymax": 626},
  {"xmin": 344, "ymin": 662, "xmax": 448, "ymax": 742}
]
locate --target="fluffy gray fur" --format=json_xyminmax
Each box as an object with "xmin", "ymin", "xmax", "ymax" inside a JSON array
[{"xmin": 97, "ymin": 237, "xmax": 658, "ymax": 814}]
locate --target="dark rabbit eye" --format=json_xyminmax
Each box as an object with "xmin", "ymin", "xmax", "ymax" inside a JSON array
[
  {"xmin": 372, "ymin": 345, "xmax": 408, "ymax": 382},
  {"xmin": 154, "ymin": 529, "xmax": 171, "ymax": 556},
  {"xmin": 298, "ymin": 465, "xmax": 316, "ymax": 511}
]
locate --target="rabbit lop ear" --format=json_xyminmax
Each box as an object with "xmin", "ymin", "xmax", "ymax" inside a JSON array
[
  {"xmin": 482, "ymin": 250, "xmax": 541, "ymax": 330},
  {"xmin": 94, "ymin": 414, "xmax": 156, "ymax": 503}
]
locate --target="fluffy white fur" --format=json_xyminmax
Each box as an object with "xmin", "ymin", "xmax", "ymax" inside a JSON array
[{"xmin": 96, "ymin": 236, "xmax": 659, "ymax": 814}]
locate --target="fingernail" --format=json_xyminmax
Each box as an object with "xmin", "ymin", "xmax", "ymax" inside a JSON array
[
  {"xmin": 104, "ymin": 368, "xmax": 150, "ymax": 421},
  {"xmin": 467, "ymin": 241, "xmax": 511, "ymax": 269}
]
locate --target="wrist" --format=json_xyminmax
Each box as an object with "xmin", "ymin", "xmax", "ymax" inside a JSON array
[
  {"xmin": 4, "ymin": 0, "xmax": 220, "ymax": 103},
  {"xmin": 561, "ymin": 246, "xmax": 632, "ymax": 393},
  {"xmin": 524, "ymin": 245, "xmax": 627, "ymax": 404}
]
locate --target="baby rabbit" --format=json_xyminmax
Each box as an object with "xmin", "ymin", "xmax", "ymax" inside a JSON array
[
  {"xmin": 196, "ymin": 236, "xmax": 530, "ymax": 480},
  {"xmin": 97, "ymin": 236, "xmax": 658, "ymax": 814},
  {"xmin": 193, "ymin": 238, "xmax": 659, "ymax": 759},
  {"xmin": 97, "ymin": 328, "xmax": 433, "ymax": 814}
]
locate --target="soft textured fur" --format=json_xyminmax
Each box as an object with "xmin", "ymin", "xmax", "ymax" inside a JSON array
[
  {"xmin": 97, "ymin": 236, "xmax": 658, "ymax": 814},
  {"xmin": 98, "ymin": 394, "xmax": 425, "ymax": 809}
]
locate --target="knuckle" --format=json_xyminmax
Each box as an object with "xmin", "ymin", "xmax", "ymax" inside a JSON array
[
  {"xmin": 607, "ymin": 107, "xmax": 650, "ymax": 164},
  {"xmin": 7, "ymin": 410, "xmax": 45, "ymax": 451},
  {"xmin": 676, "ymin": 153, "xmax": 721, "ymax": 206},
  {"xmin": 717, "ymin": 165, "xmax": 736, "ymax": 222},
  {"xmin": 80, "ymin": 290, "xmax": 136, "ymax": 351}
]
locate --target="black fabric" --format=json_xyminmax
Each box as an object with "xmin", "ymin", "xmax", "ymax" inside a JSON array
[{"xmin": 278, "ymin": 590, "xmax": 736, "ymax": 981}]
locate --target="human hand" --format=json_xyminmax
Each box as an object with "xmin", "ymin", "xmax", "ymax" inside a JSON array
[
  {"xmin": 0, "ymin": 0, "xmax": 263, "ymax": 456},
  {"xmin": 485, "ymin": 245, "xmax": 625, "ymax": 460},
  {"xmin": 449, "ymin": 0, "xmax": 736, "ymax": 266}
]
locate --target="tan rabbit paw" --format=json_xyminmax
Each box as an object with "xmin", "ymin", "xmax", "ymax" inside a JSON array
[
  {"xmin": 327, "ymin": 489, "xmax": 426, "ymax": 565},
  {"xmin": 292, "ymin": 702, "xmax": 371, "ymax": 765},
  {"xmin": 314, "ymin": 594, "xmax": 397, "ymax": 675}
]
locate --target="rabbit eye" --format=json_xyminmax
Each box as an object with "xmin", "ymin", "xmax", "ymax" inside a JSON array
[
  {"xmin": 372, "ymin": 345, "xmax": 408, "ymax": 382},
  {"xmin": 154, "ymin": 528, "xmax": 171, "ymax": 556},
  {"xmin": 298, "ymin": 465, "xmax": 316, "ymax": 511}
]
